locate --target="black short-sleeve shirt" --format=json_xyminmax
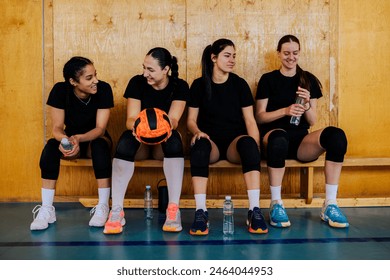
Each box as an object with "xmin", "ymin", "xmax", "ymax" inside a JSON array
[
  {"xmin": 123, "ymin": 75, "xmax": 189, "ymax": 113},
  {"xmin": 189, "ymin": 73, "xmax": 254, "ymax": 138},
  {"xmin": 47, "ymin": 81, "xmax": 114, "ymax": 136},
  {"xmin": 255, "ymin": 70, "xmax": 323, "ymax": 134}
]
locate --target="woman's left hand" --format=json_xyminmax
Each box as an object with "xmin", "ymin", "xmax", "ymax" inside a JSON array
[{"xmin": 297, "ymin": 86, "xmax": 311, "ymax": 104}]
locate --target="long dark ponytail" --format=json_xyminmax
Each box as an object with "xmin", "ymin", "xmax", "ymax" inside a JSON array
[{"xmin": 201, "ymin": 38, "xmax": 235, "ymax": 99}]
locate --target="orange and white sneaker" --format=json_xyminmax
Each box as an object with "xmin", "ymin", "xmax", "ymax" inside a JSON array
[
  {"xmin": 103, "ymin": 206, "xmax": 125, "ymax": 234},
  {"xmin": 162, "ymin": 203, "xmax": 182, "ymax": 232}
]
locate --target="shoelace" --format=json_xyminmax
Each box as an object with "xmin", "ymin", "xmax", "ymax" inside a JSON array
[
  {"xmin": 252, "ymin": 209, "xmax": 264, "ymax": 222},
  {"xmin": 167, "ymin": 205, "xmax": 178, "ymax": 220},
  {"xmin": 273, "ymin": 204, "xmax": 287, "ymax": 217},
  {"xmin": 195, "ymin": 211, "xmax": 207, "ymax": 223},
  {"xmin": 32, "ymin": 205, "xmax": 51, "ymax": 220},
  {"xmin": 90, "ymin": 204, "xmax": 107, "ymax": 217},
  {"xmin": 327, "ymin": 205, "xmax": 344, "ymax": 218},
  {"xmin": 109, "ymin": 207, "xmax": 123, "ymax": 222}
]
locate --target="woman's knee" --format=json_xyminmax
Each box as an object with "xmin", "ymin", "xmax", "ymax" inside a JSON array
[
  {"xmin": 114, "ymin": 130, "xmax": 140, "ymax": 161},
  {"xmin": 266, "ymin": 130, "xmax": 289, "ymax": 168},
  {"xmin": 320, "ymin": 126, "xmax": 348, "ymax": 162},
  {"xmin": 190, "ymin": 138, "xmax": 211, "ymax": 177},
  {"xmin": 39, "ymin": 138, "xmax": 62, "ymax": 180},
  {"xmin": 161, "ymin": 130, "xmax": 183, "ymax": 158},
  {"xmin": 236, "ymin": 136, "xmax": 260, "ymax": 173}
]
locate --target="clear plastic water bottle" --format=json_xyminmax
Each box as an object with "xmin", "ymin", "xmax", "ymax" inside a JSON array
[
  {"xmin": 144, "ymin": 185, "xmax": 153, "ymax": 219},
  {"xmin": 223, "ymin": 196, "xmax": 234, "ymax": 235},
  {"xmin": 290, "ymin": 95, "xmax": 305, "ymax": 126},
  {"xmin": 60, "ymin": 138, "xmax": 73, "ymax": 150}
]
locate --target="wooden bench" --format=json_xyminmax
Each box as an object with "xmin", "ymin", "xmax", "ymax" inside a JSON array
[{"xmin": 60, "ymin": 157, "xmax": 390, "ymax": 208}]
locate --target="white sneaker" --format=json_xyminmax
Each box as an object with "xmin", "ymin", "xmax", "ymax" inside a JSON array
[
  {"xmin": 30, "ymin": 205, "xmax": 56, "ymax": 231},
  {"xmin": 89, "ymin": 204, "xmax": 109, "ymax": 227}
]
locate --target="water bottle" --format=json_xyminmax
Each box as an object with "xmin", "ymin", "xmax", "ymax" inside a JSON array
[
  {"xmin": 223, "ymin": 196, "xmax": 234, "ymax": 235},
  {"xmin": 60, "ymin": 138, "xmax": 73, "ymax": 150},
  {"xmin": 144, "ymin": 185, "xmax": 153, "ymax": 219},
  {"xmin": 290, "ymin": 95, "xmax": 305, "ymax": 126}
]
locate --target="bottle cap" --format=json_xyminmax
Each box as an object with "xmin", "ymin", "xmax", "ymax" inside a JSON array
[
  {"xmin": 146, "ymin": 185, "xmax": 151, "ymax": 190},
  {"xmin": 225, "ymin": 195, "xmax": 231, "ymax": 200},
  {"xmin": 61, "ymin": 138, "xmax": 69, "ymax": 144}
]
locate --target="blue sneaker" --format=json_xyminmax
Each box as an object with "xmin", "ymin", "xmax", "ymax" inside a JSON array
[
  {"xmin": 247, "ymin": 207, "xmax": 268, "ymax": 234},
  {"xmin": 321, "ymin": 202, "xmax": 349, "ymax": 228},
  {"xmin": 190, "ymin": 209, "xmax": 209, "ymax": 235},
  {"xmin": 269, "ymin": 200, "xmax": 291, "ymax": 228}
]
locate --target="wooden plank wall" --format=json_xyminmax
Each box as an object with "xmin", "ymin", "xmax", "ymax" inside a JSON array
[
  {"xmin": 44, "ymin": 0, "xmax": 332, "ymax": 200},
  {"xmin": 1, "ymin": 0, "xmax": 389, "ymax": 202}
]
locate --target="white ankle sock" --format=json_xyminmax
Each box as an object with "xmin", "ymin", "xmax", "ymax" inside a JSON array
[
  {"xmin": 325, "ymin": 184, "xmax": 338, "ymax": 204},
  {"xmin": 270, "ymin": 185, "xmax": 282, "ymax": 202},
  {"xmin": 247, "ymin": 189, "xmax": 260, "ymax": 210},
  {"xmin": 98, "ymin": 187, "xmax": 110, "ymax": 205},
  {"xmin": 41, "ymin": 188, "xmax": 55, "ymax": 207},
  {"xmin": 194, "ymin": 194, "xmax": 207, "ymax": 211}
]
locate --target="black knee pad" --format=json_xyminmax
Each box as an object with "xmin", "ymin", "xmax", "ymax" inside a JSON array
[
  {"xmin": 114, "ymin": 130, "xmax": 140, "ymax": 161},
  {"xmin": 190, "ymin": 138, "xmax": 211, "ymax": 177},
  {"xmin": 266, "ymin": 130, "xmax": 289, "ymax": 168},
  {"xmin": 90, "ymin": 138, "xmax": 112, "ymax": 179},
  {"xmin": 236, "ymin": 136, "xmax": 261, "ymax": 173},
  {"xmin": 320, "ymin": 126, "xmax": 348, "ymax": 162},
  {"xmin": 39, "ymin": 138, "xmax": 62, "ymax": 180},
  {"xmin": 161, "ymin": 130, "xmax": 183, "ymax": 158}
]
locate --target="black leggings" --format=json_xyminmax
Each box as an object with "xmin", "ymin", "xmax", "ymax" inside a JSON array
[{"xmin": 39, "ymin": 137, "xmax": 112, "ymax": 180}]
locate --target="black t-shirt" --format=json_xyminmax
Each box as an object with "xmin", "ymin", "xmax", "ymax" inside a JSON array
[
  {"xmin": 47, "ymin": 81, "xmax": 114, "ymax": 136},
  {"xmin": 123, "ymin": 75, "xmax": 189, "ymax": 113},
  {"xmin": 189, "ymin": 73, "xmax": 254, "ymax": 138},
  {"xmin": 255, "ymin": 70, "xmax": 323, "ymax": 134}
]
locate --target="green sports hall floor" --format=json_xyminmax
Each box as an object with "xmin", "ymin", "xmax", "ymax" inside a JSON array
[{"xmin": 0, "ymin": 202, "xmax": 389, "ymax": 260}]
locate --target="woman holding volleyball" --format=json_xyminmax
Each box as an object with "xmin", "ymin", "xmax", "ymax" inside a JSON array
[
  {"xmin": 104, "ymin": 47, "xmax": 189, "ymax": 234},
  {"xmin": 187, "ymin": 38, "xmax": 268, "ymax": 235}
]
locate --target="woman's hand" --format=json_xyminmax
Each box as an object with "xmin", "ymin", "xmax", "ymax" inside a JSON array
[
  {"xmin": 287, "ymin": 86, "xmax": 311, "ymax": 117},
  {"xmin": 59, "ymin": 136, "xmax": 80, "ymax": 158},
  {"xmin": 296, "ymin": 86, "xmax": 311, "ymax": 103},
  {"xmin": 287, "ymin": 103, "xmax": 306, "ymax": 117},
  {"xmin": 190, "ymin": 131, "xmax": 210, "ymax": 146}
]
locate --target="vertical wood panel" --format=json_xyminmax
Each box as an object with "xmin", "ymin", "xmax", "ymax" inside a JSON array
[{"xmin": 0, "ymin": 0, "xmax": 43, "ymax": 200}]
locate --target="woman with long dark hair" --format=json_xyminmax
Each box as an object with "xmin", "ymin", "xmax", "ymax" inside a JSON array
[{"xmin": 187, "ymin": 39, "xmax": 268, "ymax": 235}]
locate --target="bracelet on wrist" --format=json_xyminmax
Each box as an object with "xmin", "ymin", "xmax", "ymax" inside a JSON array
[{"xmin": 304, "ymin": 103, "xmax": 311, "ymax": 111}]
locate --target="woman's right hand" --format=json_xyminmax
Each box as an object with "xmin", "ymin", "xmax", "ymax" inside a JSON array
[
  {"xmin": 191, "ymin": 131, "xmax": 210, "ymax": 146},
  {"xmin": 59, "ymin": 136, "xmax": 79, "ymax": 158},
  {"xmin": 286, "ymin": 103, "xmax": 306, "ymax": 117}
]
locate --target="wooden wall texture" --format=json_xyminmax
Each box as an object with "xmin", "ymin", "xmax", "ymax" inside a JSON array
[{"xmin": 0, "ymin": 0, "xmax": 389, "ymax": 202}]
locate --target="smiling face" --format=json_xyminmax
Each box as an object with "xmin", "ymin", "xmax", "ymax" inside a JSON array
[
  {"xmin": 278, "ymin": 41, "xmax": 300, "ymax": 73},
  {"xmin": 71, "ymin": 64, "xmax": 98, "ymax": 96},
  {"xmin": 212, "ymin": 45, "xmax": 236, "ymax": 74},
  {"xmin": 142, "ymin": 54, "xmax": 169, "ymax": 89}
]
